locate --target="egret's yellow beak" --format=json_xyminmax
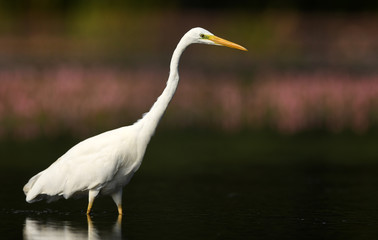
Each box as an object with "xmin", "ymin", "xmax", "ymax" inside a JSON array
[{"xmin": 208, "ymin": 35, "xmax": 247, "ymax": 51}]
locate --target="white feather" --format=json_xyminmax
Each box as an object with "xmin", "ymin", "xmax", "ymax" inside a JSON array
[{"xmin": 23, "ymin": 27, "xmax": 246, "ymax": 214}]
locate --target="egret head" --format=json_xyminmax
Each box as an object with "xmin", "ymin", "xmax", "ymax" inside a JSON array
[{"xmin": 185, "ymin": 27, "xmax": 247, "ymax": 51}]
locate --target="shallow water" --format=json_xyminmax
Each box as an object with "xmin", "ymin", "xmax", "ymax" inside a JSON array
[
  {"xmin": 1, "ymin": 163, "xmax": 378, "ymax": 239},
  {"xmin": 1, "ymin": 133, "xmax": 378, "ymax": 239}
]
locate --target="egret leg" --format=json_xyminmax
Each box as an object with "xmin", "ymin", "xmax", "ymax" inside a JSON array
[
  {"xmin": 87, "ymin": 189, "xmax": 99, "ymax": 215},
  {"xmin": 117, "ymin": 214, "xmax": 122, "ymax": 224},
  {"xmin": 87, "ymin": 214, "xmax": 93, "ymax": 226},
  {"xmin": 111, "ymin": 189, "xmax": 123, "ymax": 215}
]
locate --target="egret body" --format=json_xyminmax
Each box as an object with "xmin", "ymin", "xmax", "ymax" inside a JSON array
[{"xmin": 23, "ymin": 27, "xmax": 247, "ymax": 215}]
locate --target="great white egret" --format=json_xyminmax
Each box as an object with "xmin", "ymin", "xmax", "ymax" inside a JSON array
[{"xmin": 23, "ymin": 27, "xmax": 247, "ymax": 215}]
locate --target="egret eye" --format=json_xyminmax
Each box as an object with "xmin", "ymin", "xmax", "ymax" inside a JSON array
[{"xmin": 200, "ymin": 34, "xmax": 205, "ymax": 38}]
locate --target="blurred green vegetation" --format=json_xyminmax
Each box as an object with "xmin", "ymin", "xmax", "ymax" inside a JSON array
[
  {"xmin": 0, "ymin": 1, "xmax": 377, "ymax": 70},
  {"xmin": 2, "ymin": 130, "xmax": 378, "ymax": 169},
  {"xmin": 0, "ymin": 1, "xmax": 377, "ymax": 158},
  {"xmin": 0, "ymin": 0, "xmax": 377, "ymax": 12}
]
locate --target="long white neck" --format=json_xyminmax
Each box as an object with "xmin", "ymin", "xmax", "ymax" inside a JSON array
[{"xmin": 136, "ymin": 35, "xmax": 190, "ymax": 140}]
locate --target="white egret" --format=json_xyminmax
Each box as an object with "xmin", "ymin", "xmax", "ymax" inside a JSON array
[{"xmin": 23, "ymin": 27, "xmax": 247, "ymax": 215}]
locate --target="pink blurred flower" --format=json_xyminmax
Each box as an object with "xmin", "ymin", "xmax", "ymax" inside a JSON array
[{"xmin": 1, "ymin": 66, "xmax": 378, "ymax": 139}]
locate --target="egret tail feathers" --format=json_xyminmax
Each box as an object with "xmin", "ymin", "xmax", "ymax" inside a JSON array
[
  {"xmin": 23, "ymin": 172, "xmax": 43, "ymax": 196},
  {"xmin": 23, "ymin": 171, "xmax": 50, "ymax": 203}
]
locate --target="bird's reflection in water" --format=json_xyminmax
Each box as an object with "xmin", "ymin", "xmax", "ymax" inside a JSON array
[{"xmin": 23, "ymin": 214, "xmax": 122, "ymax": 240}]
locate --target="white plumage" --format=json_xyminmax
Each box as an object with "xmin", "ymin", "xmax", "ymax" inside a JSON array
[
  {"xmin": 23, "ymin": 27, "xmax": 247, "ymax": 214},
  {"xmin": 24, "ymin": 126, "xmax": 140, "ymax": 201}
]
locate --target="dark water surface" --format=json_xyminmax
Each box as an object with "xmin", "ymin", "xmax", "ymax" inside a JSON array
[{"xmin": 1, "ymin": 132, "xmax": 378, "ymax": 239}]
